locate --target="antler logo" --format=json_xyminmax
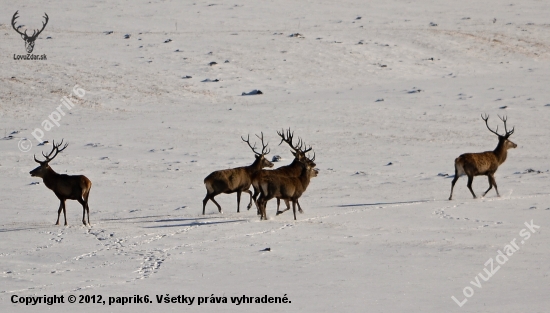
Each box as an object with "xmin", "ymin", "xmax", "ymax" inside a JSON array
[{"xmin": 11, "ymin": 10, "xmax": 49, "ymax": 53}]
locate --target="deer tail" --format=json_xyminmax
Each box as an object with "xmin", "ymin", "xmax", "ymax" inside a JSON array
[
  {"xmin": 204, "ymin": 180, "xmax": 215, "ymax": 194},
  {"xmin": 454, "ymin": 157, "xmax": 465, "ymax": 176},
  {"xmin": 82, "ymin": 177, "xmax": 92, "ymax": 201}
]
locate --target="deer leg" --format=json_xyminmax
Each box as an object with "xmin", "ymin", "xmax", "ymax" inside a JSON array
[
  {"xmin": 236, "ymin": 191, "xmax": 242, "ymax": 213},
  {"xmin": 83, "ymin": 190, "xmax": 91, "ymax": 226},
  {"xmin": 62, "ymin": 200, "xmax": 68, "ymax": 226},
  {"xmin": 467, "ymin": 175, "xmax": 477, "ymax": 199},
  {"xmin": 292, "ymin": 200, "xmax": 297, "ymax": 221},
  {"xmin": 86, "ymin": 202, "xmax": 91, "ymax": 226},
  {"xmin": 284, "ymin": 199, "xmax": 291, "ymax": 212},
  {"xmin": 77, "ymin": 198, "xmax": 87, "ymax": 226},
  {"xmin": 249, "ymin": 186, "xmax": 258, "ymax": 210},
  {"xmin": 203, "ymin": 193, "xmax": 222, "ymax": 214},
  {"xmin": 261, "ymin": 199, "xmax": 266, "ymax": 220},
  {"xmin": 242, "ymin": 189, "xmax": 254, "ymax": 212},
  {"xmin": 488, "ymin": 174, "xmax": 499, "ymax": 197},
  {"xmin": 202, "ymin": 194, "xmax": 209, "ymax": 215},
  {"xmin": 276, "ymin": 199, "xmax": 292, "ymax": 215},
  {"xmin": 482, "ymin": 174, "xmax": 494, "ymax": 197},
  {"xmin": 262, "ymin": 198, "xmax": 269, "ymax": 220},
  {"xmin": 296, "ymin": 200, "xmax": 304, "ymax": 214},
  {"xmin": 55, "ymin": 200, "xmax": 63, "ymax": 225},
  {"xmin": 252, "ymin": 186, "xmax": 262, "ymax": 215},
  {"xmin": 211, "ymin": 197, "xmax": 222, "ymax": 213},
  {"xmin": 257, "ymin": 196, "xmax": 265, "ymax": 220},
  {"xmin": 449, "ymin": 169, "xmax": 460, "ymax": 200},
  {"xmin": 258, "ymin": 195, "xmax": 272, "ymax": 220},
  {"xmin": 275, "ymin": 198, "xmax": 283, "ymax": 215},
  {"xmin": 277, "ymin": 198, "xmax": 291, "ymax": 212}
]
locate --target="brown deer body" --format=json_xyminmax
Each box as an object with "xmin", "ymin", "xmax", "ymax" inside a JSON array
[
  {"xmin": 203, "ymin": 133, "xmax": 273, "ymax": 214},
  {"xmin": 257, "ymin": 154, "xmax": 316, "ymax": 220},
  {"xmin": 449, "ymin": 115, "xmax": 517, "ymax": 200},
  {"xmin": 29, "ymin": 140, "xmax": 92, "ymax": 226},
  {"xmin": 250, "ymin": 129, "xmax": 315, "ymax": 214}
]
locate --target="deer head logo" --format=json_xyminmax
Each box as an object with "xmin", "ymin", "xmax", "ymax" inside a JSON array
[{"xmin": 11, "ymin": 11, "xmax": 49, "ymax": 53}]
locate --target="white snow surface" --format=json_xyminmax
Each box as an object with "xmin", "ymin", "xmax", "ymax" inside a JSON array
[{"xmin": 1, "ymin": 0, "xmax": 549, "ymax": 312}]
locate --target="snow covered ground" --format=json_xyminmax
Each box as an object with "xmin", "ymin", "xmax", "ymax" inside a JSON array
[{"xmin": 1, "ymin": 0, "xmax": 549, "ymax": 312}]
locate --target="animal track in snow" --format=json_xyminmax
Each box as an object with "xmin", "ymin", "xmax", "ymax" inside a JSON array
[
  {"xmin": 135, "ymin": 250, "xmax": 167, "ymax": 279},
  {"xmin": 432, "ymin": 208, "xmax": 502, "ymax": 225}
]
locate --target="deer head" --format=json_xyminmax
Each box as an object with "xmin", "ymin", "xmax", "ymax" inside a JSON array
[
  {"xmin": 30, "ymin": 140, "xmax": 68, "ymax": 178},
  {"xmin": 303, "ymin": 151, "xmax": 317, "ymax": 172},
  {"xmin": 241, "ymin": 132, "xmax": 274, "ymax": 168},
  {"xmin": 482, "ymin": 114, "xmax": 517, "ymax": 150},
  {"xmin": 12, "ymin": 11, "xmax": 49, "ymax": 53}
]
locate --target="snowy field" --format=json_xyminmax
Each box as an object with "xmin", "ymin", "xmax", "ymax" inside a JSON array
[{"xmin": 1, "ymin": 0, "xmax": 549, "ymax": 312}]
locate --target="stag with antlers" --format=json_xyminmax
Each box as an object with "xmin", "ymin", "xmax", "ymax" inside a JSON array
[
  {"xmin": 448, "ymin": 114, "xmax": 517, "ymax": 200},
  {"xmin": 256, "ymin": 152, "xmax": 317, "ymax": 220},
  {"xmin": 250, "ymin": 128, "xmax": 317, "ymax": 215},
  {"xmin": 11, "ymin": 11, "xmax": 49, "ymax": 53},
  {"xmin": 29, "ymin": 140, "xmax": 92, "ymax": 226},
  {"xmin": 202, "ymin": 133, "xmax": 273, "ymax": 215}
]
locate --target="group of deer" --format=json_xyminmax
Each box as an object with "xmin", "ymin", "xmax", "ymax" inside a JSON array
[
  {"xmin": 29, "ymin": 115, "xmax": 516, "ymax": 226},
  {"xmin": 202, "ymin": 129, "xmax": 318, "ymax": 220}
]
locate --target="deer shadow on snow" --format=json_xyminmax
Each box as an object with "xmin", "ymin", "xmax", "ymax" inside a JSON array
[
  {"xmin": 336, "ymin": 199, "xmax": 433, "ymax": 208},
  {"xmin": 143, "ymin": 219, "xmax": 244, "ymax": 229}
]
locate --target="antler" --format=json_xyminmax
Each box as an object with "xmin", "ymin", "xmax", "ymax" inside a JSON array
[
  {"xmin": 299, "ymin": 138, "xmax": 313, "ymax": 153},
  {"xmin": 241, "ymin": 134, "xmax": 258, "ymax": 155},
  {"xmin": 277, "ymin": 128, "xmax": 300, "ymax": 152},
  {"xmin": 32, "ymin": 13, "xmax": 49, "ymax": 39},
  {"xmin": 11, "ymin": 11, "xmax": 25, "ymax": 37},
  {"xmin": 256, "ymin": 132, "xmax": 270, "ymax": 155},
  {"xmin": 241, "ymin": 133, "xmax": 270, "ymax": 156},
  {"xmin": 277, "ymin": 128, "xmax": 312, "ymax": 153},
  {"xmin": 35, "ymin": 139, "xmax": 68, "ymax": 163},
  {"xmin": 498, "ymin": 115, "xmax": 514, "ymax": 138},
  {"xmin": 481, "ymin": 114, "xmax": 501, "ymax": 137},
  {"xmin": 11, "ymin": 11, "xmax": 49, "ymax": 39},
  {"xmin": 482, "ymin": 114, "xmax": 514, "ymax": 138}
]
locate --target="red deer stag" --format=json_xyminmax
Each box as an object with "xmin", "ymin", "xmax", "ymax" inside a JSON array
[
  {"xmin": 449, "ymin": 114, "xmax": 517, "ymax": 200},
  {"xmin": 29, "ymin": 140, "xmax": 92, "ymax": 226},
  {"xmin": 257, "ymin": 153, "xmax": 317, "ymax": 220},
  {"xmin": 250, "ymin": 128, "xmax": 315, "ymax": 214},
  {"xmin": 203, "ymin": 133, "xmax": 273, "ymax": 215}
]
